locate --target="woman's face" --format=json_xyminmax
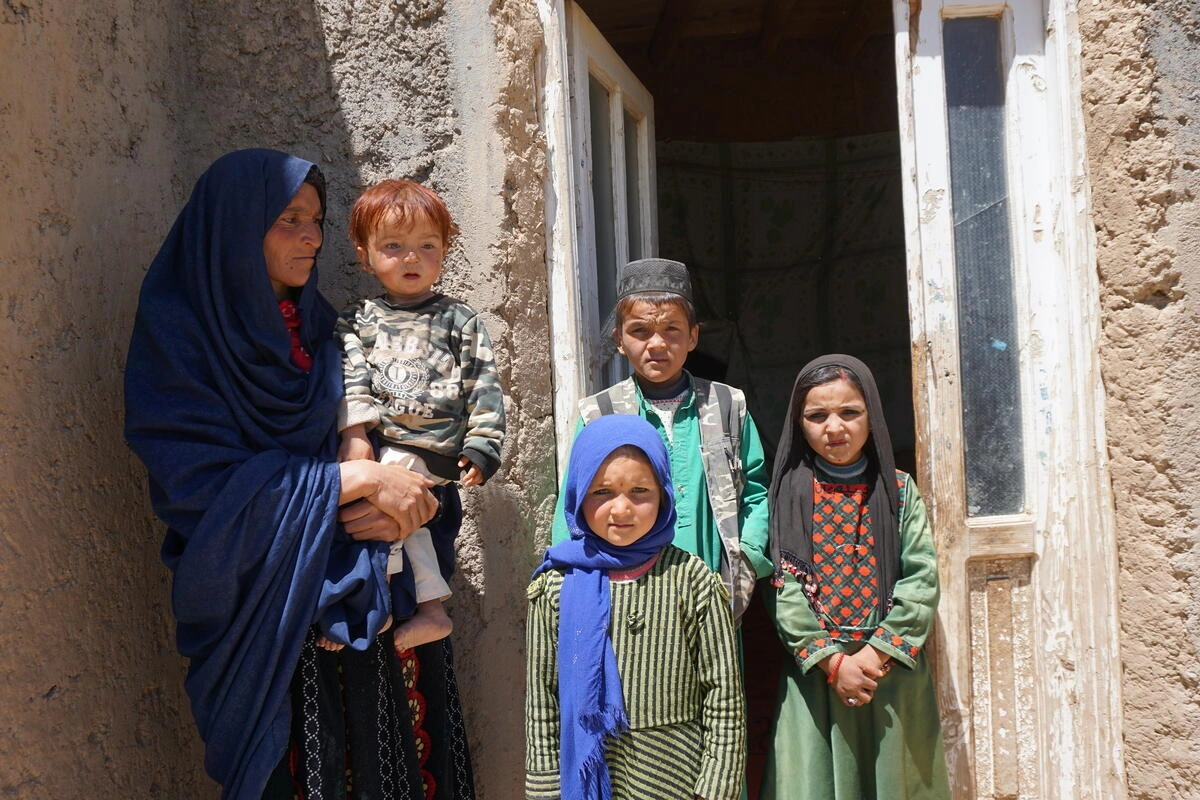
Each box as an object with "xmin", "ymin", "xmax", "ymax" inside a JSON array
[
  {"xmin": 263, "ymin": 182, "xmax": 324, "ymax": 299},
  {"xmin": 580, "ymin": 446, "xmax": 662, "ymax": 547},
  {"xmin": 800, "ymin": 377, "xmax": 870, "ymax": 466}
]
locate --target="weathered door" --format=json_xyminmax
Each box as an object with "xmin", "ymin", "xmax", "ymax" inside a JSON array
[{"xmin": 891, "ymin": 1, "xmax": 1125, "ymax": 797}]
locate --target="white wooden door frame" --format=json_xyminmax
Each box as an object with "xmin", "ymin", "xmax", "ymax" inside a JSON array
[
  {"xmin": 891, "ymin": 1, "xmax": 1125, "ymax": 797},
  {"xmin": 566, "ymin": 3, "xmax": 657, "ymax": 389},
  {"xmin": 536, "ymin": 0, "xmax": 586, "ymax": 477},
  {"xmin": 537, "ymin": 0, "xmax": 656, "ymax": 478}
]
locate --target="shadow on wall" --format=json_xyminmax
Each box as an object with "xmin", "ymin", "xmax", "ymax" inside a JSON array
[
  {"xmin": 162, "ymin": 2, "xmax": 529, "ymax": 799},
  {"xmin": 4, "ymin": 0, "xmax": 537, "ymax": 796},
  {"xmin": 166, "ymin": 1, "xmax": 359, "ymax": 276},
  {"xmin": 171, "ymin": 1, "xmax": 462, "ymax": 303}
]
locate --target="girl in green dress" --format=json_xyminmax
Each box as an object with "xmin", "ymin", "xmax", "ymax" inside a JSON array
[{"xmin": 762, "ymin": 354, "xmax": 949, "ymax": 799}]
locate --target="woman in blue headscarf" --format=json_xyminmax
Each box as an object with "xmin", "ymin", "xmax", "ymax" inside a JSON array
[
  {"xmin": 125, "ymin": 149, "xmax": 475, "ymax": 799},
  {"xmin": 524, "ymin": 414, "xmax": 746, "ymax": 800}
]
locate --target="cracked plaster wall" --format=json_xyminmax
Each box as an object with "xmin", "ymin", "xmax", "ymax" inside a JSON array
[
  {"xmin": 1078, "ymin": 2, "xmax": 1200, "ymax": 797},
  {"xmin": 0, "ymin": 1, "xmax": 549, "ymax": 797}
]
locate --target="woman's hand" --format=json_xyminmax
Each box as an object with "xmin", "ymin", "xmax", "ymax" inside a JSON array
[
  {"xmin": 371, "ymin": 463, "xmax": 438, "ymax": 532},
  {"xmin": 338, "ymin": 499, "xmax": 404, "ymax": 541},
  {"xmin": 339, "ymin": 460, "xmax": 437, "ymax": 540}
]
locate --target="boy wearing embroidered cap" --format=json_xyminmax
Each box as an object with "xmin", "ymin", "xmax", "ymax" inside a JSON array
[{"xmin": 550, "ymin": 258, "xmax": 772, "ymax": 621}]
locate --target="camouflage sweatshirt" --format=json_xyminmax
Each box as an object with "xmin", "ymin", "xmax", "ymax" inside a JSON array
[{"xmin": 336, "ymin": 294, "xmax": 505, "ymax": 482}]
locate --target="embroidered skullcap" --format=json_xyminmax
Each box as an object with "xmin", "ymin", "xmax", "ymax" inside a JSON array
[
  {"xmin": 601, "ymin": 258, "xmax": 694, "ymax": 348},
  {"xmin": 615, "ymin": 258, "xmax": 693, "ymax": 303}
]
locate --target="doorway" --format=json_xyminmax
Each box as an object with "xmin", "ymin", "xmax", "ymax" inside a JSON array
[{"xmin": 571, "ymin": 1, "xmax": 908, "ymax": 795}]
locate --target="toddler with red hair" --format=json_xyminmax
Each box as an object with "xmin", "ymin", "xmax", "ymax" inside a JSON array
[{"xmin": 332, "ymin": 179, "xmax": 506, "ymax": 653}]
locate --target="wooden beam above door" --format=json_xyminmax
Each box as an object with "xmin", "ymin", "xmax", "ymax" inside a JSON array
[{"xmin": 578, "ymin": 0, "xmax": 870, "ymax": 50}]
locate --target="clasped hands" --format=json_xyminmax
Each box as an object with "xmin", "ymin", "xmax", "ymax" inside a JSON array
[
  {"xmin": 822, "ymin": 646, "xmax": 893, "ymax": 708},
  {"xmin": 340, "ymin": 466, "xmax": 438, "ymax": 542}
]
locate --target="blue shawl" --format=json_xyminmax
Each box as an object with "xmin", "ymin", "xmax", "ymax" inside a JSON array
[
  {"xmin": 124, "ymin": 149, "xmax": 390, "ymax": 798},
  {"xmin": 532, "ymin": 414, "xmax": 677, "ymax": 800}
]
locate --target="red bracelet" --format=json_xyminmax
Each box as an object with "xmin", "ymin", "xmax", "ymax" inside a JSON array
[{"xmin": 826, "ymin": 653, "xmax": 846, "ymax": 684}]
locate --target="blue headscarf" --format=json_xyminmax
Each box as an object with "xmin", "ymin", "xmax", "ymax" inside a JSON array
[
  {"xmin": 532, "ymin": 414, "xmax": 676, "ymax": 800},
  {"xmin": 124, "ymin": 149, "xmax": 390, "ymax": 798}
]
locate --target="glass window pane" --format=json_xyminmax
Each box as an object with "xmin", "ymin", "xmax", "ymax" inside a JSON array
[
  {"xmin": 589, "ymin": 74, "xmax": 617, "ymax": 347},
  {"xmin": 624, "ymin": 108, "xmax": 644, "ymax": 261},
  {"xmin": 943, "ymin": 16, "xmax": 1025, "ymax": 516}
]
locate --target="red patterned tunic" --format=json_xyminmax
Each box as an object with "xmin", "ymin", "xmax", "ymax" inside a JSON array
[{"xmin": 762, "ymin": 465, "xmax": 948, "ymax": 800}]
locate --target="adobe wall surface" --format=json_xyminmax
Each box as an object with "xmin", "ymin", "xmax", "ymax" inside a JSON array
[
  {"xmin": 1078, "ymin": 2, "xmax": 1200, "ymax": 797},
  {"xmin": 0, "ymin": 1, "xmax": 209, "ymax": 795},
  {"xmin": 0, "ymin": 1, "xmax": 549, "ymax": 797}
]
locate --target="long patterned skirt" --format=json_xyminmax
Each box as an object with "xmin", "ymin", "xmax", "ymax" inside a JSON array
[
  {"xmin": 263, "ymin": 483, "xmax": 473, "ymax": 800},
  {"xmin": 262, "ymin": 629, "xmax": 475, "ymax": 800}
]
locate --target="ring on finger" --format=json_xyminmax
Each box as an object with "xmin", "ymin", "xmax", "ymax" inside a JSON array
[{"xmin": 847, "ymin": 697, "xmax": 858, "ymax": 706}]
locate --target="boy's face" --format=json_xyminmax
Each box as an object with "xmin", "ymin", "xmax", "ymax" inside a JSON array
[
  {"xmin": 615, "ymin": 300, "xmax": 699, "ymax": 387},
  {"xmin": 357, "ymin": 212, "xmax": 444, "ymax": 303},
  {"xmin": 580, "ymin": 448, "xmax": 662, "ymax": 547}
]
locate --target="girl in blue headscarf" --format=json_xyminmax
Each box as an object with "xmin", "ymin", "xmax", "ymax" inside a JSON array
[
  {"xmin": 125, "ymin": 149, "xmax": 476, "ymax": 799},
  {"xmin": 525, "ymin": 414, "xmax": 746, "ymax": 800}
]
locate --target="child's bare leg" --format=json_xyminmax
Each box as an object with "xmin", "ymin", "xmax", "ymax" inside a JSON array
[{"xmin": 392, "ymin": 599, "xmax": 453, "ymax": 654}]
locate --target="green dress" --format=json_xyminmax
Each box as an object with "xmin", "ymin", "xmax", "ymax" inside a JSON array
[{"xmin": 762, "ymin": 469, "xmax": 949, "ymax": 800}]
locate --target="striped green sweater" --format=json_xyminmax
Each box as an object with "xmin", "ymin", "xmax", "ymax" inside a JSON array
[{"xmin": 525, "ymin": 545, "xmax": 746, "ymax": 800}]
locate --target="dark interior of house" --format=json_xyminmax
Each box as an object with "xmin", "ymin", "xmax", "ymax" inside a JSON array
[{"xmin": 572, "ymin": 2, "xmax": 908, "ymax": 794}]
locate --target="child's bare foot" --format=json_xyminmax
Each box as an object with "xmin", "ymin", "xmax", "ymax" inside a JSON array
[
  {"xmin": 392, "ymin": 600, "xmax": 453, "ymax": 654},
  {"xmin": 316, "ymin": 614, "xmax": 392, "ymax": 652},
  {"xmin": 316, "ymin": 635, "xmax": 344, "ymax": 652}
]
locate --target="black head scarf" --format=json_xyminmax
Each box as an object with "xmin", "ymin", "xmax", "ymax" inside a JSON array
[{"xmin": 768, "ymin": 354, "xmax": 901, "ymax": 604}]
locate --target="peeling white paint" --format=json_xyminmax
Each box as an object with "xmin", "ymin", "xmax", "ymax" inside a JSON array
[
  {"xmin": 920, "ymin": 187, "xmax": 945, "ymax": 223},
  {"xmin": 1019, "ymin": 58, "xmax": 1049, "ymax": 92},
  {"xmin": 893, "ymin": 0, "xmax": 1125, "ymax": 796}
]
